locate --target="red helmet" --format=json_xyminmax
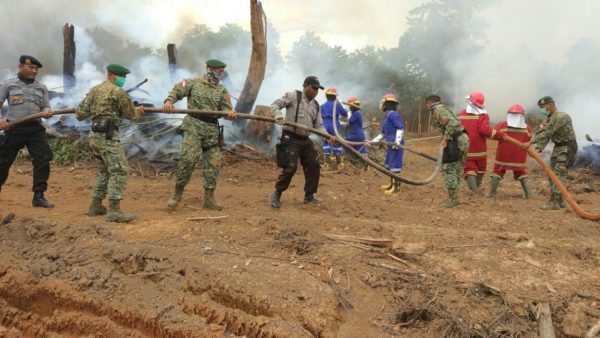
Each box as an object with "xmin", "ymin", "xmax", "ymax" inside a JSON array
[
  {"xmin": 467, "ymin": 91, "xmax": 485, "ymax": 108},
  {"xmin": 507, "ymin": 103, "xmax": 525, "ymax": 114},
  {"xmin": 382, "ymin": 93, "xmax": 399, "ymax": 103},
  {"xmin": 325, "ymin": 87, "xmax": 338, "ymax": 96},
  {"xmin": 347, "ymin": 97, "xmax": 361, "ymax": 106}
]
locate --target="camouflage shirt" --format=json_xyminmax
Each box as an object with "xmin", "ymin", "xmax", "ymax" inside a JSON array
[
  {"xmin": 0, "ymin": 77, "xmax": 50, "ymax": 121},
  {"xmin": 165, "ymin": 76, "xmax": 232, "ymax": 131},
  {"xmin": 533, "ymin": 111, "xmax": 576, "ymax": 150},
  {"xmin": 431, "ymin": 103, "xmax": 464, "ymax": 140},
  {"xmin": 76, "ymin": 80, "xmax": 138, "ymax": 125}
]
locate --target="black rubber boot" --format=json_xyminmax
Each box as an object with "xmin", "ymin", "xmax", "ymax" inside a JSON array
[
  {"xmin": 519, "ymin": 177, "xmax": 533, "ymax": 199},
  {"xmin": 271, "ymin": 191, "xmax": 282, "ymax": 209},
  {"xmin": 476, "ymin": 173, "xmax": 484, "ymax": 188},
  {"xmin": 466, "ymin": 176, "xmax": 478, "ymax": 196},
  {"xmin": 488, "ymin": 176, "xmax": 500, "ymax": 198},
  {"xmin": 32, "ymin": 191, "xmax": 54, "ymax": 208},
  {"xmin": 304, "ymin": 193, "xmax": 320, "ymax": 204}
]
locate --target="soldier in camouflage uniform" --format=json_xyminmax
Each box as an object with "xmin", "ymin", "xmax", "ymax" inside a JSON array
[
  {"xmin": 163, "ymin": 59, "xmax": 237, "ymax": 210},
  {"xmin": 425, "ymin": 95, "xmax": 469, "ymax": 208},
  {"xmin": 77, "ymin": 64, "xmax": 144, "ymax": 222},
  {"xmin": 532, "ymin": 96, "xmax": 577, "ymax": 210}
]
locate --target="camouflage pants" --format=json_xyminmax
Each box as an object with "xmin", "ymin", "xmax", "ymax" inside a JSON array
[
  {"xmin": 549, "ymin": 146, "xmax": 569, "ymax": 198},
  {"xmin": 89, "ymin": 134, "xmax": 128, "ymax": 201},
  {"xmin": 442, "ymin": 134, "xmax": 469, "ymax": 192},
  {"xmin": 174, "ymin": 120, "xmax": 221, "ymax": 190}
]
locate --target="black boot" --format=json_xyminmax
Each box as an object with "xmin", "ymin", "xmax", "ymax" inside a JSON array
[
  {"xmin": 304, "ymin": 192, "xmax": 320, "ymax": 204},
  {"xmin": 32, "ymin": 191, "xmax": 54, "ymax": 208},
  {"xmin": 271, "ymin": 191, "xmax": 282, "ymax": 209}
]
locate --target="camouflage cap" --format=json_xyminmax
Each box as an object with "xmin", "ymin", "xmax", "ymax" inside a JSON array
[
  {"xmin": 107, "ymin": 64, "xmax": 130, "ymax": 76},
  {"xmin": 19, "ymin": 55, "xmax": 42, "ymax": 68},
  {"xmin": 537, "ymin": 96, "xmax": 554, "ymax": 107},
  {"xmin": 206, "ymin": 59, "xmax": 227, "ymax": 68}
]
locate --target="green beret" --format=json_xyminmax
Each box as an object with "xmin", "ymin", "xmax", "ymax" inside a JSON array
[
  {"xmin": 206, "ymin": 59, "xmax": 227, "ymax": 68},
  {"xmin": 106, "ymin": 64, "xmax": 130, "ymax": 76},
  {"xmin": 537, "ymin": 96, "xmax": 554, "ymax": 107}
]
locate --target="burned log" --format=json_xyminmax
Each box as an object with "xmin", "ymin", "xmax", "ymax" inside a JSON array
[
  {"xmin": 234, "ymin": 0, "xmax": 267, "ymax": 119},
  {"xmin": 167, "ymin": 43, "xmax": 177, "ymax": 81},
  {"xmin": 62, "ymin": 23, "xmax": 76, "ymax": 93}
]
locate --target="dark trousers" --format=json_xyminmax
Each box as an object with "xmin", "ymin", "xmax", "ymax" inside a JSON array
[
  {"xmin": 0, "ymin": 122, "xmax": 52, "ymax": 192},
  {"xmin": 275, "ymin": 134, "xmax": 320, "ymax": 194}
]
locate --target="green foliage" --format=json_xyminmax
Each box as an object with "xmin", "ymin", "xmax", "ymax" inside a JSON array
[{"xmin": 50, "ymin": 137, "xmax": 94, "ymax": 166}]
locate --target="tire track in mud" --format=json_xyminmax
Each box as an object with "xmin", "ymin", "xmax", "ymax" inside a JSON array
[{"xmin": 0, "ymin": 269, "xmax": 198, "ymax": 337}]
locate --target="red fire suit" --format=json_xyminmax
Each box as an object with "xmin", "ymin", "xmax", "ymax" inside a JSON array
[
  {"xmin": 490, "ymin": 121, "xmax": 532, "ymax": 180},
  {"xmin": 458, "ymin": 110, "xmax": 496, "ymax": 177}
]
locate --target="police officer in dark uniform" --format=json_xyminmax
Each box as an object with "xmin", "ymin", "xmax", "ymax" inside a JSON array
[{"xmin": 0, "ymin": 55, "xmax": 54, "ymax": 208}]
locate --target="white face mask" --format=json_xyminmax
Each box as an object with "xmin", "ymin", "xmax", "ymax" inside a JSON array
[
  {"xmin": 466, "ymin": 101, "xmax": 487, "ymax": 115},
  {"xmin": 507, "ymin": 113, "xmax": 527, "ymax": 128}
]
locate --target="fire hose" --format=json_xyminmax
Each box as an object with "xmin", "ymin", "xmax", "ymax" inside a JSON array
[
  {"xmin": 6, "ymin": 108, "xmax": 442, "ymax": 185},
  {"xmin": 504, "ymin": 135, "xmax": 600, "ymax": 221}
]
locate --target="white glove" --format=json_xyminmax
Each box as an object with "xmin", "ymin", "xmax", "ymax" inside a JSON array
[
  {"xmin": 370, "ymin": 134, "xmax": 384, "ymax": 143},
  {"xmin": 394, "ymin": 130, "xmax": 404, "ymax": 147}
]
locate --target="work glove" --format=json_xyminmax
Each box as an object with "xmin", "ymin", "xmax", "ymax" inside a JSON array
[
  {"xmin": 392, "ymin": 130, "xmax": 404, "ymax": 149},
  {"xmin": 370, "ymin": 134, "xmax": 384, "ymax": 144}
]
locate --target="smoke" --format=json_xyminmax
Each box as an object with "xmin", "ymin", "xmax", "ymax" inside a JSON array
[{"xmin": 446, "ymin": 0, "xmax": 600, "ymax": 141}]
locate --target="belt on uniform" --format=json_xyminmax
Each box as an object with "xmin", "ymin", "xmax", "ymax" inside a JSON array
[
  {"xmin": 282, "ymin": 130, "xmax": 309, "ymax": 141},
  {"xmin": 190, "ymin": 114, "xmax": 219, "ymax": 125},
  {"xmin": 554, "ymin": 140, "xmax": 573, "ymax": 147}
]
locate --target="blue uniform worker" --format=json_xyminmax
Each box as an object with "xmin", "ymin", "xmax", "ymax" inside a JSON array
[
  {"xmin": 370, "ymin": 94, "xmax": 404, "ymax": 194},
  {"xmin": 345, "ymin": 97, "xmax": 367, "ymax": 155},
  {"xmin": 321, "ymin": 88, "xmax": 347, "ymax": 167}
]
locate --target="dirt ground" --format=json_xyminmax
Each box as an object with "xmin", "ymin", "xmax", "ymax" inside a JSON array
[{"xmin": 1, "ymin": 140, "xmax": 599, "ymax": 338}]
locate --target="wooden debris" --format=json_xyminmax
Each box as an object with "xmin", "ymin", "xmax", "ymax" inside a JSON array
[
  {"xmin": 586, "ymin": 319, "xmax": 600, "ymax": 338},
  {"xmin": 323, "ymin": 234, "xmax": 393, "ymax": 248},
  {"xmin": 537, "ymin": 302, "xmax": 557, "ymax": 338},
  {"xmin": 1, "ymin": 213, "xmax": 15, "ymax": 226},
  {"xmin": 187, "ymin": 215, "xmax": 229, "ymax": 221}
]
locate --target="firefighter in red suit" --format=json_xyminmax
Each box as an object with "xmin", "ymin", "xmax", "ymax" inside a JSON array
[
  {"xmin": 458, "ymin": 91, "xmax": 496, "ymax": 195},
  {"xmin": 488, "ymin": 104, "xmax": 533, "ymax": 198}
]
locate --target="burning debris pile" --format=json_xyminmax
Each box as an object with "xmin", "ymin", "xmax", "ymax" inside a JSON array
[{"xmin": 575, "ymin": 135, "xmax": 600, "ymax": 175}]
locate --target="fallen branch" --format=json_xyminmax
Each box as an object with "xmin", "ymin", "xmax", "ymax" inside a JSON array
[
  {"xmin": 537, "ymin": 302, "xmax": 556, "ymax": 338},
  {"xmin": 112, "ymin": 271, "xmax": 161, "ymax": 278},
  {"xmin": 203, "ymin": 247, "xmax": 321, "ymax": 265},
  {"xmin": 1, "ymin": 213, "xmax": 15, "ymax": 226},
  {"xmin": 436, "ymin": 243, "xmax": 498, "ymax": 250},
  {"xmin": 586, "ymin": 319, "xmax": 600, "ymax": 338},
  {"xmin": 187, "ymin": 215, "xmax": 229, "ymax": 221},
  {"xmin": 323, "ymin": 234, "xmax": 393, "ymax": 248}
]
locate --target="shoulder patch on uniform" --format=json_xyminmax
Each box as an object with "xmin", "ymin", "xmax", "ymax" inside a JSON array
[{"xmin": 172, "ymin": 80, "xmax": 189, "ymax": 90}]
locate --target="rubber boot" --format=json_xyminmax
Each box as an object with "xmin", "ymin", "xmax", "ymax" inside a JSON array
[
  {"xmin": 466, "ymin": 176, "xmax": 478, "ymax": 196},
  {"xmin": 304, "ymin": 192, "xmax": 320, "ymax": 204},
  {"xmin": 540, "ymin": 195, "xmax": 560, "ymax": 210},
  {"xmin": 335, "ymin": 154, "xmax": 343, "ymax": 169},
  {"xmin": 384, "ymin": 179, "xmax": 401, "ymax": 195},
  {"xmin": 271, "ymin": 191, "xmax": 282, "ymax": 209},
  {"xmin": 440, "ymin": 188, "xmax": 461, "ymax": 208},
  {"xmin": 476, "ymin": 173, "xmax": 484, "ymax": 188},
  {"xmin": 87, "ymin": 198, "xmax": 107, "ymax": 216},
  {"xmin": 32, "ymin": 191, "xmax": 54, "ymax": 208},
  {"xmin": 203, "ymin": 189, "xmax": 223, "ymax": 210},
  {"xmin": 381, "ymin": 177, "xmax": 394, "ymax": 190},
  {"xmin": 519, "ymin": 177, "xmax": 533, "ymax": 199},
  {"xmin": 488, "ymin": 176, "xmax": 500, "ymax": 198},
  {"xmin": 105, "ymin": 200, "xmax": 136, "ymax": 223},
  {"xmin": 167, "ymin": 184, "xmax": 185, "ymax": 209},
  {"xmin": 323, "ymin": 154, "xmax": 331, "ymax": 170}
]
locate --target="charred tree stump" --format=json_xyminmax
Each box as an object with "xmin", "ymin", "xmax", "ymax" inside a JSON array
[
  {"xmin": 167, "ymin": 43, "xmax": 177, "ymax": 82},
  {"xmin": 62, "ymin": 23, "xmax": 76, "ymax": 93},
  {"xmin": 246, "ymin": 105, "xmax": 273, "ymax": 143},
  {"xmin": 234, "ymin": 0, "xmax": 267, "ymax": 128}
]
